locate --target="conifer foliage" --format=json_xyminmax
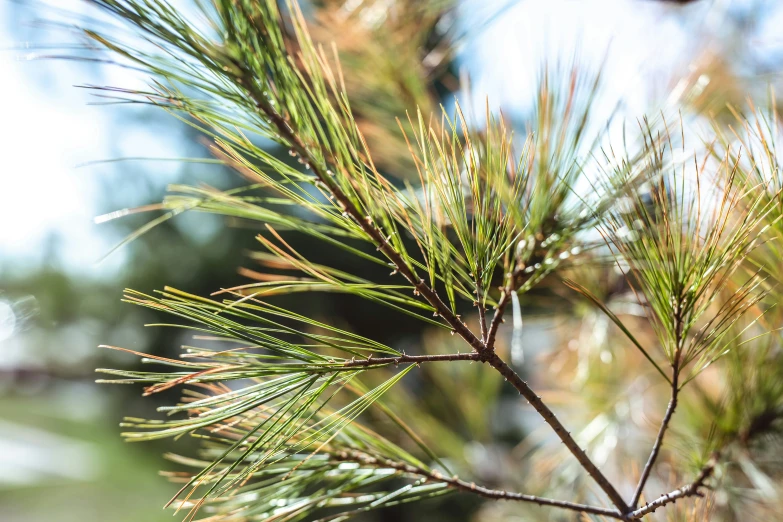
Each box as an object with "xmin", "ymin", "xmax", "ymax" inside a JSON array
[{"xmin": 80, "ymin": 1, "xmax": 783, "ymax": 520}]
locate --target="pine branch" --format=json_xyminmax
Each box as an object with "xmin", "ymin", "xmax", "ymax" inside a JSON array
[
  {"xmin": 247, "ymin": 67, "xmax": 632, "ymax": 511},
  {"xmin": 250, "ymin": 78, "xmax": 630, "ymax": 511},
  {"xmin": 241, "ymin": 74, "xmax": 485, "ymax": 354},
  {"xmin": 627, "ymin": 456, "xmax": 716, "ymax": 519},
  {"xmin": 338, "ymin": 352, "xmax": 480, "ymax": 368},
  {"xmin": 485, "ymin": 282, "xmax": 513, "ymax": 351},
  {"xmin": 333, "ymin": 450, "xmax": 626, "ymax": 520},
  {"xmin": 76, "ymin": 3, "xmax": 780, "ymax": 521},
  {"xmin": 630, "ymin": 364, "xmax": 680, "ymax": 508},
  {"xmin": 479, "ymin": 350, "xmax": 631, "ymax": 514}
]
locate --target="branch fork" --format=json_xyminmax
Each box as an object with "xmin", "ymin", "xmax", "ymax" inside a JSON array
[{"xmin": 241, "ymin": 70, "xmax": 718, "ymax": 521}]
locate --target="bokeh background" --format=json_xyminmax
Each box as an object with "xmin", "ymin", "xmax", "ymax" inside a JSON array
[{"xmin": 2, "ymin": 1, "xmax": 782, "ymax": 521}]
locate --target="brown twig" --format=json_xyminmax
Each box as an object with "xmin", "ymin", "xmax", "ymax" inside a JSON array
[
  {"xmin": 479, "ymin": 350, "xmax": 630, "ymax": 514},
  {"xmin": 631, "ymin": 303, "xmax": 685, "ymax": 510},
  {"xmin": 475, "ymin": 276, "xmax": 488, "ymax": 342},
  {"xmin": 334, "ymin": 450, "xmax": 626, "ymax": 519},
  {"xmin": 338, "ymin": 352, "xmax": 480, "ymax": 368},
  {"xmin": 485, "ymin": 266, "xmax": 524, "ymax": 350},
  {"xmin": 485, "ymin": 286, "xmax": 510, "ymax": 350},
  {"xmin": 627, "ymin": 457, "xmax": 716, "ymax": 519},
  {"xmin": 631, "ymin": 365, "xmax": 680, "ymax": 508}
]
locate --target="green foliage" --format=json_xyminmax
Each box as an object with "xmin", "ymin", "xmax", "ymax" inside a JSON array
[
  {"xmin": 72, "ymin": 0, "xmax": 783, "ymax": 520},
  {"xmin": 601, "ymin": 124, "xmax": 777, "ymax": 381}
]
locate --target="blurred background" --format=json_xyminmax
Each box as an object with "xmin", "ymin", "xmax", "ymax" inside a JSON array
[{"xmin": 2, "ymin": 0, "xmax": 783, "ymax": 520}]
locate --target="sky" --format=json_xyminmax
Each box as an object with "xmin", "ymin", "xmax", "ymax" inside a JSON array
[
  {"xmin": 1, "ymin": 1, "xmax": 115, "ymax": 272},
  {"xmin": 0, "ymin": 0, "xmax": 189, "ymax": 278}
]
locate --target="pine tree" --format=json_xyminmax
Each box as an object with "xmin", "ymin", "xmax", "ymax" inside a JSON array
[{"xmin": 78, "ymin": 1, "xmax": 783, "ymax": 520}]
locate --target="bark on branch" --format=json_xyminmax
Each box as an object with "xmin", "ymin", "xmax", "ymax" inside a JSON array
[
  {"xmin": 338, "ymin": 352, "xmax": 480, "ymax": 368},
  {"xmin": 479, "ymin": 350, "xmax": 630, "ymax": 514},
  {"xmin": 334, "ymin": 450, "xmax": 626, "ymax": 519},
  {"xmin": 627, "ymin": 457, "xmax": 716, "ymax": 519},
  {"xmin": 630, "ymin": 366, "xmax": 680, "ymax": 508}
]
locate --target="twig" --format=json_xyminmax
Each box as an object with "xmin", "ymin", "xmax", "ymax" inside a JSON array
[
  {"xmin": 485, "ymin": 265, "xmax": 526, "ymax": 351},
  {"xmin": 631, "ymin": 304, "xmax": 684, "ymax": 510},
  {"xmin": 627, "ymin": 457, "xmax": 716, "ymax": 519},
  {"xmin": 476, "ymin": 277, "xmax": 488, "ymax": 342},
  {"xmin": 482, "ymin": 263, "xmax": 629, "ymax": 512},
  {"xmin": 479, "ymin": 350, "xmax": 631, "ymax": 514},
  {"xmin": 334, "ymin": 450, "xmax": 626, "ymax": 520},
  {"xmin": 630, "ymin": 365, "xmax": 680, "ymax": 508},
  {"xmin": 339, "ymin": 352, "xmax": 480, "ymax": 368},
  {"xmin": 485, "ymin": 286, "xmax": 510, "ymax": 350}
]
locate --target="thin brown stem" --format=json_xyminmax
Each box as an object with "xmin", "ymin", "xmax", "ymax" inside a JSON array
[
  {"xmin": 334, "ymin": 450, "xmax": 625, "ymax": 519},
  {"xmin": 485, "ymin": 266, "xmax": 524, "ymax": 351},
  {"xmin": 338, "ymin": 352, "xmax": 480, "ymax": 368},
  {"xmin": 627, "ymin": 457, "xmax": 715, "ymax": 519},
  {"xmin": 485, "ymin": 283, "xmax": 512, "ymax": 350},
  {"xmin": 476, "ymin": 277, "xmax": 488, "ymax": 343},
  {"xmin": 630, "ymin": 365, "xmax": 680, "ymax": 508},
  {"xmin": 480, "ymin": 350, "xmax": 631, "ymax": 514},
  {"xmin": 631, "ymin": 306, "xmax": 684, "ymax": 509},
  {"xmin": 481, "ymin": 263, "xmax": 629, "ymax": 512}
]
